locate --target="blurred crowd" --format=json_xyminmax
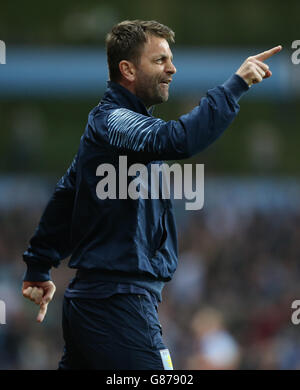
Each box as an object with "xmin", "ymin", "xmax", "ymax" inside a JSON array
[
  {"xmin": 1, "ymin": 178, "xmax": 300, "ymax": 370},
  {"xmin": 162, "ymin": 206, "xmax": 300, "ymax": 369}
]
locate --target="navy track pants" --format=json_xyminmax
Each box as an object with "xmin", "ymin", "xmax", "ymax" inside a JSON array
[{"xmin": 58, "ymin": 293, "xmax": 172, "ymax": 370}]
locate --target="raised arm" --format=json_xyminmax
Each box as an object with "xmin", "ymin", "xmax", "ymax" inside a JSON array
[{"xmin": 99, "ymin": 47, "xmax": 282, "ymax": 161}]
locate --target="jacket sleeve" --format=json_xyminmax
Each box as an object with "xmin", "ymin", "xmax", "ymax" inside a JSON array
[
  {"xmin": 103, "ymin": 74, "xmax": 249, "ymax": 160},
  {"xmin": 22, "ymin": 154, "xmax": 78, "ymax": 281}
]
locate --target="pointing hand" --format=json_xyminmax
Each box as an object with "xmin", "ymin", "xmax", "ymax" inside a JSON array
[{"xmin": 236, "ymin": 45, "xmax": 282, "ymax": 87}]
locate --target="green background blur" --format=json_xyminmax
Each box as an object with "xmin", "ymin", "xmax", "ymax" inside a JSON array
[{"xmin": 0, "ymin": 0, "xmax": 299, "ymax": 177}]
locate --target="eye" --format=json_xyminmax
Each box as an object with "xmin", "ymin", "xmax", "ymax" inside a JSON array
[{"xmin": 155, "ymin": 58, "xmax": 164, "ymax": 64}]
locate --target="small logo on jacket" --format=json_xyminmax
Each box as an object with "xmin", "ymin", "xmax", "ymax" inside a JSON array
[
  {"xmin": 96, "ymin": 156, "xmax": 204, "ymax": 211},
  {"xmin": 0, "ymin": 41, "xmax": 6, "ymax": 64}
]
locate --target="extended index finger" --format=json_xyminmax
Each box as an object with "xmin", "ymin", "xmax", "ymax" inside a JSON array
[
  {"xmin": 37, "ymin": 302, "xmax": 48, "ymax": 323},
  {"xmin": 253, "ymin": 45, "xmax": 282, "ymax": 61}
]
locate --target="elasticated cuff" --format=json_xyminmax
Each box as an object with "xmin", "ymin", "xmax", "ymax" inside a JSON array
[
  {"xmin": 222, "ymin": 73, "xmax": 249, "ymax": 102},
  {"xmin": 23, "ymin": 263, "xmax": 51, "ymax": 282}
]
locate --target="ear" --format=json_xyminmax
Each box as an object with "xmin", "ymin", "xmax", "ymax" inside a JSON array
[{"xmin": 119, "ymin": 60, "xmax": 136, "ymax": 82}]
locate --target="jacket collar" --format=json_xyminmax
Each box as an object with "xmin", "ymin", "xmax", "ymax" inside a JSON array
[{"xmin": 100, "ymin": 81, "xmax": 154, "ymax": 116}]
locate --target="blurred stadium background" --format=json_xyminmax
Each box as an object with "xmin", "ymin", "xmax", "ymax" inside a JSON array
[{"xmin": 1, "ymin": 0, "xmax": 300, "ymax": 369}]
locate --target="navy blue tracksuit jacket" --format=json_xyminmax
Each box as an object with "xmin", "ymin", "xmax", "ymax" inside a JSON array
[{"xmin": 23, "ymin": 74, "xmax": 248, "ymax": 301}]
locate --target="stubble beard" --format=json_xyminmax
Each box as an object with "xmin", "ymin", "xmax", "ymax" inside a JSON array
[{"xmin": 135, "ymin": 73, "xmax": 169, "ymax": 108}]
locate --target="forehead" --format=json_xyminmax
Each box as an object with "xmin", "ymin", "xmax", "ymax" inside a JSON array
[{"xmin": 141, "ymin": 35, "xmax": 173, "ymax": 58}]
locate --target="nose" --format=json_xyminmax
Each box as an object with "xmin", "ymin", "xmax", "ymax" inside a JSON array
[{"xmin": 166, "ymin": 60, "xmax": 176, "ymax": 75}]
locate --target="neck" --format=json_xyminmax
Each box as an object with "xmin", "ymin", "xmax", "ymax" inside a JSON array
[
  {"xmin": 117, "ymin": 79, "xmax": 135, "ymax": 96},
  {"xmin": 116, "ymin": 79, "xmax": 151, "ymax": 109}
]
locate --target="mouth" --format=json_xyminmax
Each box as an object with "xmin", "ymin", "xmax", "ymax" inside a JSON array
[{"xmin": 160, "ymin": 79, "xmax": 172, "ymax": 87}]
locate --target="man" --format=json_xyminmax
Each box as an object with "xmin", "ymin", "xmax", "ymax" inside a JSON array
[{"xmin": 22, "ymin": 20, "xmax": 281, "ymax": 370}]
